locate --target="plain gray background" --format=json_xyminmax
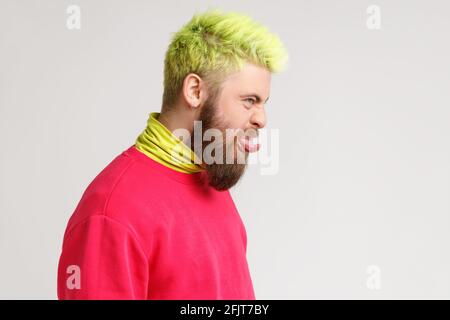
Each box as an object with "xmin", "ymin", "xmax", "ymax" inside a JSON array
[{"xmin": 1, "ymin": 0, "xmax": 449, "ymax": 299}]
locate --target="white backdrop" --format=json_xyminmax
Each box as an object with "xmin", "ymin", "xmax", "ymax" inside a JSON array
[{"xmin": 1, "ymin": 0, "xmax": 449, "ymax": 299}]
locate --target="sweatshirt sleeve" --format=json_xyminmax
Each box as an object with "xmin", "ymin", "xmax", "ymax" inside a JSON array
[{"xmin": 57, "ymin": 215, "xmax": 149, "ymax": 300}]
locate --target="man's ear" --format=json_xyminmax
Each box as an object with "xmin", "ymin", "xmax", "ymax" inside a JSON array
[{"xmin": 182, "ymin": 73, "xmax": 206, "ymax": 109}]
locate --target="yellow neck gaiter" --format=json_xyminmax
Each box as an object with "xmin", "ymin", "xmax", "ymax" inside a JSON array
[{"xmin": 135, "ymin": 112, "xmax": 205, "ymax": 174}]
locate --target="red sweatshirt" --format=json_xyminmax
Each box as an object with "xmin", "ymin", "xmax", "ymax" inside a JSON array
[{"xmin": 57, "ymin": 145, "xmax": 255, "ymax": 299}]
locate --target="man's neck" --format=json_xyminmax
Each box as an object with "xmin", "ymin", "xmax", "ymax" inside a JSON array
[{"xmin": 157, "ymin": 107, "xmax": 200, "ymax": 148}]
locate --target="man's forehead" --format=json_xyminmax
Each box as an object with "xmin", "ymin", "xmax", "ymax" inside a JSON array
[{"xmin": 223, "ymin": 68, "xmax": 271, "ymax": 93}]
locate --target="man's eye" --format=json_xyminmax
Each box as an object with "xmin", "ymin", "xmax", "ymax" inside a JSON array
[{"xmin": 245, "ymin": 98, "xmax": 256, "ymax": 105}]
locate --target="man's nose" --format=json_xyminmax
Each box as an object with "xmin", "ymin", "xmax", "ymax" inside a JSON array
[{"xmin": 250, "ymin": 108, "xmax": 267, "ymax": 129}]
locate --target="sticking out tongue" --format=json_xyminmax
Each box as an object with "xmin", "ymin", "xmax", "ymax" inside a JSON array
[{"xmin": 240, "ymin": 136, "xmax": 260, "ymax": 153}]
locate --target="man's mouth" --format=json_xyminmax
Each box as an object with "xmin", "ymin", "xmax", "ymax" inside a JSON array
[{"xmin": 238, "ymin": 136, "xmax": 260, "ymax": 153}]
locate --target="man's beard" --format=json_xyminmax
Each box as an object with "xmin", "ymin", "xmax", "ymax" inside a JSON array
[{"xmin": 193, "ymin": 96, "xmax": 249, "ymax": 191}]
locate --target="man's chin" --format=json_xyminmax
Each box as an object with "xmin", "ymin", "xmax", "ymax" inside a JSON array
[{"xmin": 204, "ymin": 161, "xmax": 248, "ymax": 191}]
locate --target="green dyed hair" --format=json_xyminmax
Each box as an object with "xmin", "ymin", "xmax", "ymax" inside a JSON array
[{"xmin": 161, "ymin": 9, "xmax": 289, "ymax": 110}]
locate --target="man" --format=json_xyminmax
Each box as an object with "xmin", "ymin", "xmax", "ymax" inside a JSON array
[{"xmin": 57, "ymin": 9, "xmax": 288, "ymax": 299}]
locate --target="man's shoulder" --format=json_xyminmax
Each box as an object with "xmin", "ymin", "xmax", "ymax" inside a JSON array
[{"xmin": 65, "ymin": 146, "xmax": 161, "ymax": 231}]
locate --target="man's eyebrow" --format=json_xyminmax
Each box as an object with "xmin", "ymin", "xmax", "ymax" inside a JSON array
[{"xmin": 241, "ymin": 94, "xmax": 270, "ymax": 103}]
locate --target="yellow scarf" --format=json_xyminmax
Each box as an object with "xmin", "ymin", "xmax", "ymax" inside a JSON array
[{"xmin": 135, "ymin": 112, "xmax": 205, "ymax": 174}]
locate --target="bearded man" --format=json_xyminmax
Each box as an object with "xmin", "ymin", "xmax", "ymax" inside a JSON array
[{"xmin": 57, "ymin": 9, "xmax": 288, "ymax": 300}]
